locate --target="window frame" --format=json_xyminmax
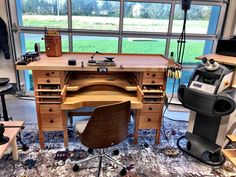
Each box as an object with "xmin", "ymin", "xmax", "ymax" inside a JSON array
[{"xmin": 12, "ymin": 0, "xmax": 228, "ymax": 91}]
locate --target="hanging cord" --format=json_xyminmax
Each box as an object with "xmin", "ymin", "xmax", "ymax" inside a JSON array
[{"xmin": 161, "ymin": 10, "xmax": 189, "ymax": 141}]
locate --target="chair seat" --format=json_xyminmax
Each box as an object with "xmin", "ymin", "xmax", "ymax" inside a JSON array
[{"xmin": 76, "ymin": 120, "xmax": 89, "ymax": 134}]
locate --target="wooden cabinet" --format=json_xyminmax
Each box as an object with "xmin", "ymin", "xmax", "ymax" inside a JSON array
[
  {"xmin": 33, "ymin": 70, "xmax": 68, "ymax": 149},
  {"xmin": 134, "ymin": 72, "xmax": 166, "ymax": 144}
]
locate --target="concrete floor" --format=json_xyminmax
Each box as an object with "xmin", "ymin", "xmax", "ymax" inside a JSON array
[
  {"xmin": 0, "ymin": 95, "xmax": 189, "ymax": 124},
  {"xmin": 0, "ymin": 95, "xmax": 37, "ymax": 124}
]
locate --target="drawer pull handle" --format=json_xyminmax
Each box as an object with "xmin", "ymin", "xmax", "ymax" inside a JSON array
[
  {"xmin": 152, "ymin": 74, "xmax": 156, "ymax": 77},
  {"xmin": 46, "ymin": 79, "xmax": 50, "ymax": 83},
  {"xmin": 52, "ymin": 72, "xmax": 54, "ymax": 74},
  {"xmin": 49, "ymin": 108, "xmax": 53, "ymax": 112},
  {"xmin": 50, "ymin": 119, "xmax": 54, "ymax": 123},
  {"xmin": 46, "ymin": 73, "xmax": 50, "ymax": 76},
  {"xmin": 147, "ymin": 73, "xmax": 149, "ymax": 75},
  {"xmin": 149, "ymin": 107, "xmax": 152, "ymax": 110},
  {"xmin": 151, "ymin": 80, "xmax": 155, "ymax": 83},
  {"xmin": 148, "ymin": 118, "xmax": 151, "ymax": 122}
]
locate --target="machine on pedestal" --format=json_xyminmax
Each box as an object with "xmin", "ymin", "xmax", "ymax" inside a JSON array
[{"xmin": 177, "ymin": 57, "xmax": 236, "ymax": 166}]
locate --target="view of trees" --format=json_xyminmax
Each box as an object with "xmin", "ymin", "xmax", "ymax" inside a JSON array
[{"xmin": 22, "ymin": 0, "xmax": 212, "ymax": 20}]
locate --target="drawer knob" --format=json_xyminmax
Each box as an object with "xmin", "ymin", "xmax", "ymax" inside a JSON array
[
  {"xmin": 49, "ymin": 108, "xmax": 53, "ymax": 112},
  {"xmin": 50, "ymin": 119, "xmax": 54, "ymax": 123},
  {"xmin": 147, "ymin": 73, "xmax": 149, "ymax": 75},
  {"xmin": 52, "ymin": 72, "xmax": 54, "ymax": 74},
  {"xmin": 149, "ymin": 107, "xmax": 152, "ymax": 110},
  {"xmin": 152, "ymin": 74, "xmax": 156, "ymax": 77},
  {"xmin": 148, "ymin": 118, "xmax": 151, "ymax": 122},
  {"xmin": 46, "ymin": 73, "xmax": 50, "ymax": 76},
  {"xmin": 151, "ymin": 80, "xmax": 155, "ymax": 84},
  {"xmin": 46, "ymin": 79, "xmax": 50, "ymax": 83}
]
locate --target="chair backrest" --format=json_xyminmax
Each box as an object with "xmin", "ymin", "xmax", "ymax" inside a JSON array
[{"xmin": 80, "ymin": 101, "xmax": 131, "ymax": 149}]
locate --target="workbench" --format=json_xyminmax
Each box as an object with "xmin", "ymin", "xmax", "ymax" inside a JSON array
[{"xmin": 17, "ymin": 53, "xmax": 170, "ymax": 149}]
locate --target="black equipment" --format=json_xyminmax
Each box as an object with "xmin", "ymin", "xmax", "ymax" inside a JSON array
[
  {"xmin": 0, "ymin": 123, "xmax": 24, "ymax": 145},
  {"xmin": 88, "ymin": 51, "xmax": 116, "ymax": 67},
  {"xmin": 177, "ymin": 58, "xmax": 236, "ymax": 166},
  {"xmin": 0, "ymin": 17, "xmax": 10, "ymax": 59},
  {"xmin": 68, "ymin": 59, "xmax": 77, "ymax": 66},
  {"xmin": 216, "ymin": 37, "xmax": 236, "ymax": 57},
  {"xmin": 16, "ymin": 52, "xmax": 40, "ymax": 65},
  {"xmin": 0, "ymin": 123, "xmax": 9, "ymax": 145},
  {"xmin": 181, "ymin": 0, "xmax": 192, "ymax": 11}
]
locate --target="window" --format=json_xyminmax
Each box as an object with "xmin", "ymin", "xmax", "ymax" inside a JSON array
[
  {"xmin": 72, "ymin": 0, "xmax": 120, "ymax": 30},
  {"xmin": 123, "ymin": 2, "xmax": 171, "ymax": 32},
  {"xmin": 173, "ymin": 4, "xmax": 221, "ymax": 34},
  {"xmin": 18, "ymin": 0, "xmax": 68, "ymax": 28},
  {"xmin": 122, "ymin": 38, "xmax": 166, "ymax": 54},
  {"xmin": 73, "ymin": 36, "xmax": 118, "ymax": 53},
  {"xmin": 15, "ymin": 0, "xmax": 225, "ymax": 92},
  {"xmin": 20, "ymin": 33, "xmax": 69, "ymax": 52},
  {"xmin": 169, "ymin": 39, "xmax": 213, "ymax": 64}
]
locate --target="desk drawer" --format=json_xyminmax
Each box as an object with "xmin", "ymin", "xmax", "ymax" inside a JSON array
[
  {"xmin": 37, "ymin": 78, "xmax": 61, "ymax": 84},
  {"xmin": 40, "ymin": 104, "xmax": 61, "ymax": 114},
  {"xmin": 41, "ymin": 114, "xmax": 63, "ymax": 130},
  {"xmin": 34, "ymin": 71, "xmax": 60, "ymax": 78},
  {"xmin": 143, "ymin": 72, "xmax": 165, "ymax": 80},
  {"xmin": 139, "ymin": 113, "xmax": 162, "ymax": 129},
  {"xmin": 143, "ymin": 79, "xmax": 164, "ymax": 85},
  {"xmin": 141, "ymin": 104, "xmax": 163, "ymax": 113}
]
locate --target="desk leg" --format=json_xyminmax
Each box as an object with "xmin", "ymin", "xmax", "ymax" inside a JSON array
[
  {"xmin": 62, "ymin": 111, "xmax": 68, "ymax": 147},
  {"xmin": 12, "ymin": 137, "xmax": 19, "ymax": 160},
  {"xmin": 134, "ymin": 110, "xmax": 140, "ymax": 144},
  {"xmin": 39, "ymin": 130, "xmax": 45, "ymax": 149},
  {"xmin": 155, "ymin": 129, "xmax": 160, "ymax": 144}
]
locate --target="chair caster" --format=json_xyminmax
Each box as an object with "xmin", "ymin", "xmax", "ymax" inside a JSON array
[
  {"xmin": 72, "ymin": 164, "xmax": 80, "ymax": 172},
  {"xmin": 113, "ymin": 149, "xmax": 119, "ymax": 156},
  {"xmin": 88, "ymin": 148, "xmax": 93, "ymax": 154},
  {"xmin": 120, "ymin": 168, "xmax": 127, "ymax": 176},
  {"xmin": 22, "ymin": 145, "xmax": 29, "ymax": 151}
]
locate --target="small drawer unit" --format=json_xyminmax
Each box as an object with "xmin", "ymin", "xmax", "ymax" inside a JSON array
[
  {"xmin": 40, "ymin": 114, "xmax": 63, "ymax": 131},
  {"xmin": 32, "ymin": 70, "xmax": 68, "ymax": 149},
  {"xmin": 37, "ymin": 78, "xmax": 61, "ymax": 85},
  {"xmin": 34, "ymin": 71, "xmax": 60, "ymax": 78},
  {"xmin": 139, "ymin": 112, "xmax": 162, "ymax": 129},
  {"xmin": 134, "ymin": 71, "xmax": 166, "ymax": 144},
  {"xmin": 141, "ymin": 104, "xmax": 163, "ymax": 113},
  {"xmin": 39, "ymin": 104, "xmax": 61, "ymax": 115}
]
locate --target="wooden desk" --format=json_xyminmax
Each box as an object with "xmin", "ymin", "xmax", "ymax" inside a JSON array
[
  {"xmin": 0, "ymin": 121, "xmax": 24, "ymax": 160},
  {"xmin": 17, "ymin": 53, "xmax": 169, "ymax": 149}
]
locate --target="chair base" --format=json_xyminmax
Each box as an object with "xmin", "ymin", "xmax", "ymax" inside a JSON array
[{"xmin": 73, "ymin": 149, "xmax": 127, "ymax": 177}]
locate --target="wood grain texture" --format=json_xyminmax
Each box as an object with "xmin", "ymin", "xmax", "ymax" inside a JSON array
[
  {"xmin": 197, "ymin": 54, "xmax": 236, "ymax": 66},
  {"xmin": 0, "ymin": 121, "xmax": 24, "ymax": 160},
  {"xmin": 16, "ymin": 53, "xmax": 168, "ymax": 72},
  {"xmin": 222, "ymin": 149, "xmax": 236, "ymax": 167}
]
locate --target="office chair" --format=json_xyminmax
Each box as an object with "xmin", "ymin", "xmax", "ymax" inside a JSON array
[{"xmin": 73, "ymin": 101, "xmax": 131, "ymax": 177}]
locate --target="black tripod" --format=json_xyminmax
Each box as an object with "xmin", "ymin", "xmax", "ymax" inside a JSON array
[{"xmin": 0, "ymin": 84, "xmax": 29, "ymax": 151}]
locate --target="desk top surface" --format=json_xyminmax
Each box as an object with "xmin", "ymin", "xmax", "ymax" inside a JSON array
[
  {"xmin": 197, "ymin": 53, "xmax": 236, "ymax": 66},
  {"xmin": 16, "ymin": 53, "xmax": 169, "ymax": 72},
  {"xmin": 0, "ymin": 121, "xmax": 24, "ymax": 159}
]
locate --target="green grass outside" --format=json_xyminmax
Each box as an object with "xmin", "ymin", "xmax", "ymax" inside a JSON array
[
  {"xmin": 25, "ymin": 39, "xmax": 204, "ymax": 63},
  {"xmin": 22, "ymin": 15, "xmax": 209, "ymax": 33}
]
